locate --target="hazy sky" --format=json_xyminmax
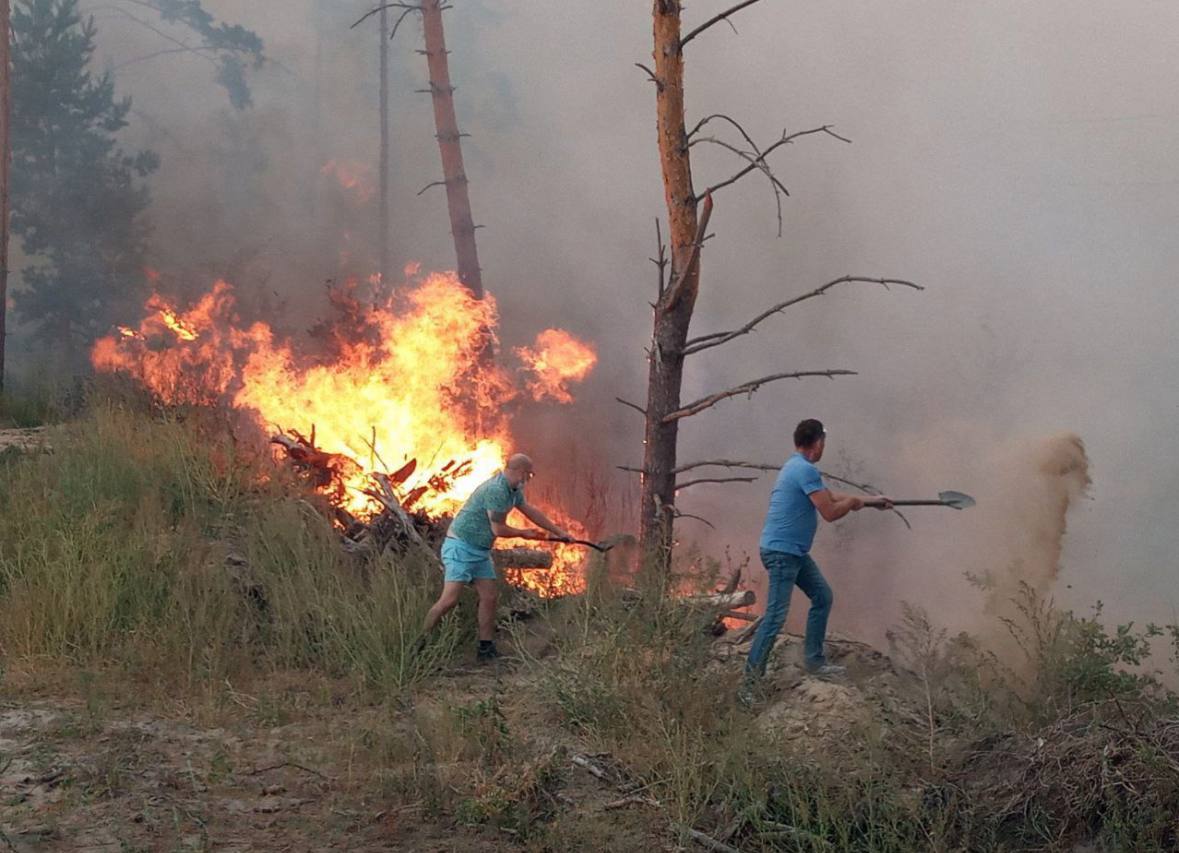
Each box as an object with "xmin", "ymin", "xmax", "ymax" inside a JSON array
[{"xmin": 80, "ymin": 1, "xmax": 1179, "ymax": 640}]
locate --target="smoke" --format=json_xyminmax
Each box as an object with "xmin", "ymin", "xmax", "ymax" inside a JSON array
[{"xmin": 19, "ymin": 0, "xmax": 1176, "ymax": 642}]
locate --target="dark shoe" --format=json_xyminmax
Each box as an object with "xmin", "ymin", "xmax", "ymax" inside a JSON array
[
  {"xmin": 736, "ymin": 681, "xmax": 757, "ymax": 709},
  {"xmin": 805, "ymin": 662, "xmax": 847, "ymax": 680},
  {"xmin": 476, "ymin": 642, "xmax": 501, "ymax": 663}
]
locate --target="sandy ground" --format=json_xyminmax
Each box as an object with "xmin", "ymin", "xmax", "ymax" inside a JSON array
[{"xmin": 0, "ymin": 632, "xmax": 927, "ymax": 852}]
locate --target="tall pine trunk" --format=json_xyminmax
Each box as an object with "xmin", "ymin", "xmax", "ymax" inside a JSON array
[
  {"xmin": 378, "ymin": 2, "xmax": 390, "ymax": 288},
  {"xmin": 0, "ymin": 0, "xmax": 9, "ymax": 391},
  {"xmin": 640, "ymin": 1, "xmax": 700, "ymax": 571},
  {"xmin": 420, "ymin": 0, "xmax": 482, "ymax": 298}
]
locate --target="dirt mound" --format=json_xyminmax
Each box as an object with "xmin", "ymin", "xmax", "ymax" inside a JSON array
[{"xmin": 716, "ymin": 630, "xmax": 930, "ymax": 760}]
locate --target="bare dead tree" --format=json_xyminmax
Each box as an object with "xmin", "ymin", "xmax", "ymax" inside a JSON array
[
  {"xmin": 355, "ymin": 1, "xmax": 482, "ymax": 298},
  {"xmin": 633, "ymin": 0, "xmax": 922, "ymax": 574},
  {"xmin": 0, "ymin": 0, "xmax": 8, "ymax": 391},
  {"xmin": 378, "ymin": 3, "xmax": 391, "ymax": 289}
]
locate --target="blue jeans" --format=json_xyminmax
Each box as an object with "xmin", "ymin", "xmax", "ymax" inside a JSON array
[{"xmin": 744, "ymin": 549, "xmax": 833, "ymax": 677}]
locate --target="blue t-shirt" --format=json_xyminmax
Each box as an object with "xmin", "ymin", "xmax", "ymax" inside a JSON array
[
  {"xmin": 759, "ymin": 453, "xmax": 826, "ymax": 555},
  {"xmin": 447, "ymin": 472, "xmax": 526, "ymax": 551}
]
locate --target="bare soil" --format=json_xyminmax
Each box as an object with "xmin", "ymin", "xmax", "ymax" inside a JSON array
[{"xmin": 0, "ymin": 632, "xmax": 925, "ymax": 852}]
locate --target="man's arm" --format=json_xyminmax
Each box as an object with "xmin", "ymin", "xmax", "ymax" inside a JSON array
[
  {"xmin": 519, "ymin": 503, "xmax": 572, "ymax": 540},
  {"xmin": 810, "ymin": 488, "xmax": 865, "ymax": 523},
  {"xmin": 487, "ymin": 509, "xmax": 544, "ymax": 540}
]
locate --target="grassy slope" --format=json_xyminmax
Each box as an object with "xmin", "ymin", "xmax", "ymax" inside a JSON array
[{"xmin": 1, "ymin": 401, "xmax": 1178, "ymax": 851}]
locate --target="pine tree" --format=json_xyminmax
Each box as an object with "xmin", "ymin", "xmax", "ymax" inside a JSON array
[{"xmin": 11, "ymin": 0, "xmax": 157, "ymax": 364}]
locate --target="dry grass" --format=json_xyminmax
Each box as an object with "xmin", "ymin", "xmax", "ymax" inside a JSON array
[{"xmin": 1, "ymin": 395, "xmax": 1178, "ymax": 851}]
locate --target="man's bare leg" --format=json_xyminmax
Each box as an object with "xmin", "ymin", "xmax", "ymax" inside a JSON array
[
  {"xmin": 423, "ymin": 582, "xmax": 467, "ymax": 634},
  {"xmin": 473, "ymin": 578, "xmax": 498, "ymax": 642}
]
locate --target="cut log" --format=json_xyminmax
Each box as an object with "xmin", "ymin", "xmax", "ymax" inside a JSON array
[
  {"xmin": 721, "ymin": 609, "xmax": 758, "ymax": 622},
  {"xmin": 492, "ymin": 548, "xmax": 553, "ymax": 570},
  {"xmin": 683, "ymin": 590, "xmax": 755, "ymax": 609}
]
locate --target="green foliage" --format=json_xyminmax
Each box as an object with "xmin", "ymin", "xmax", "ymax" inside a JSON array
[
  {"xmin": 11, "ymin": 0, "xmax": 157, "ymax": 362},
  {"xmin": 148, "ymin": 0, "xmax": 265, "ymax": 109}
]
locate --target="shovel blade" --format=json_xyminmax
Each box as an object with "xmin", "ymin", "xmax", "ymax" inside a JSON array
[{"xmin": 938, "ymin": 490, "xmax": 975, "ymax": 510}]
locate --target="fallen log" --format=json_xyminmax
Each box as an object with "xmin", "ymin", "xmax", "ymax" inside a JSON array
[
  {"xmin": 683, "ymin": 589, "xmax": 756, "ymax": 609},
  {"xmin": 492, "ymin": 548, "xmax": 553, "ymax": 570},
  {"xmin": 721, "ymin": 609, "xmax": 758, "ymax": 622}
]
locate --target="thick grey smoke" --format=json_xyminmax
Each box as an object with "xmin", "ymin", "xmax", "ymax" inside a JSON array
[{"xmin": 67, "ymin": 1, "xmax": 1179, "ymax": 642}]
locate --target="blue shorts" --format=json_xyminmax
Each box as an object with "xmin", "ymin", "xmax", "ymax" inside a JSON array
[{"xmin": 441, "ymin": 537, "xmax": 497, "ymax": 583}]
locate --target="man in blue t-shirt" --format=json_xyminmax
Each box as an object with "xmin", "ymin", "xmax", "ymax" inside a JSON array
[
  {"xmin": 421, "ymin": 453, "xmax": 572, "ymax": 661},
  {"xmin": 741, "ymin": 419, "xmax": 891, "ymax": 696}
]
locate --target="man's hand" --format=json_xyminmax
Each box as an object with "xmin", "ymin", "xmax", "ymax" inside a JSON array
[{"xmin": 870, "ymin": 495, "xmax": 895, "ymax": 510}]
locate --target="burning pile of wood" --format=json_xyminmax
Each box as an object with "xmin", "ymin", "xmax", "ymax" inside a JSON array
[{"xmin": 270, "ymin": 430, "xmax": 552, "ymax": 569}]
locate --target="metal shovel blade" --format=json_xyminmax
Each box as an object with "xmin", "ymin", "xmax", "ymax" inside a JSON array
[{"xmin": 938, "ymin": 490, "xmax": 975, "ymax": 510}]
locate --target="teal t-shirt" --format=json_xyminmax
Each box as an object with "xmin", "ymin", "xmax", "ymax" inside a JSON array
[
  {"xmin": 447, "ymin": 472, "xmax": 525, "ymax": 551},
  {"xmin": 759, "ymin": 452, "xmax": 825, "ymax": 555}
]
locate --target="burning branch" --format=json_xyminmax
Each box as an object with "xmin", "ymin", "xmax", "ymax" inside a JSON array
[
  {"xmin": 684, "ymin": 276, "xmax": 923, "ymax": 355},
  {"xmin": 662, "ymin": 370, "xmax": 856, "ymax": 423},
  {"xmin": 679, "ymin": 0, "xmax": 769, "ymax": 49}
]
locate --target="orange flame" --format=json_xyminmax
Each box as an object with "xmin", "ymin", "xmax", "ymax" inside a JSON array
[
  {"xmin": 515, "ymin": 329, "xmax": 598, "ymax": 404},
  {"xmin": 321, "ymin": 159, "xmax": 375, "ymax": 204},
  {"xmin": 92, "ymin": 271, "xmax": 596, "ymax": 596}
]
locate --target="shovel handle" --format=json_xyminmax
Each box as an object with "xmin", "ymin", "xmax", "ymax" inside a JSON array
[{"xmin": 542, "ymin": 536, "xmax": 612, "ymax": 553}]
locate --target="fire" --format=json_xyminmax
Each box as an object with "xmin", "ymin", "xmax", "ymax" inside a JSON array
[
  {"xmin": 92, "ymin": 270, "xmax": 596, "ymax": 596},
  {"xmin": 321, "ymin": 159, "xmax": 375, "ymax": 203},
  {"xmin": 515, "ymin": 329, "xmax": 598, "ymax": 403}
]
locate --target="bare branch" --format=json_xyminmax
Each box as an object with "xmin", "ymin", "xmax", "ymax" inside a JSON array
[
  {"xmin": 351, "ymin": 2, "xmax": 420, "ymax": 29},
  {"xmin": 679, "ymin": 0, "xmax": 768, "ymax": 49},
  {"xmin": 685, "ymin": 276, "xmax": 923, "ymax": 355},
  {"xmin": 664, "ymin": 192, "xmax": 714, "ymax": 310},
  {"xmin": 672, "ymin": 510, "xmax": 716, "ymax": 529},
  {"xmin": 651, "ymin": 218, "xmax": 668, "ymax": 297},
  {"xmin": 634, "ymin": 62, "xmax": 663, "ymax": 90},
  {"xmin": 663, "ymin": 370, "xmax": 856, "ymax": 423},
  {"xmin": 674, "ymin": 459, "xmax": 778, "ymax": 475},
  {"xmin": 416, "ymin": 179, "xmax": 447, "ymax": 196},
  {"xmin": 687, "ymin": 113, "xmax": 762, "ymax": 154},
  {"xmin": 387, "ymin": 6, "xmax": 419, "ymax": 41},
  {"xmin": 617, "ymin": 465, "xmax": 646, "ymax": 474},
  {"xmin": 692, "ymin": 136, "xmax": 789, "ymax": 235},
  {"xmin": 821, "ymin": 470, "xmax": 912, "ymax": 529},
  {"xmin": 616, "ymin": 397, "xmax": 647, "ymax": 417},
  {"xmin": 675, "ymin": 476, "xmax": 759, "ymax": 490},
  {"xmin": 698, "ymin": 126, "xmax": 851, "ymax": 201}
]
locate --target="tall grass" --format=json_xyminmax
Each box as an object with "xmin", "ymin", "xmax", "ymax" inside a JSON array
[{"xmin": 0, "ymin": 402, "xmax": 459, "ymax": 694}]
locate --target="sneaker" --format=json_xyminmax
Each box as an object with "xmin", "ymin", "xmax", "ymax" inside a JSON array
[
  {"xmin": 805, "ymin": 662, "xmax": 847, "ymax": 680},
  {"xmin": 736, "ymin": 682, "xmax": 757, "ymax": 709},
  {"xmin": 476, "ymin": 642, "xmax": 501, "ymax": 663}
]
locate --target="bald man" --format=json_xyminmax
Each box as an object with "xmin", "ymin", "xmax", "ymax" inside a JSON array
[{"xmin": 421, "ymin": 454, "xmax": 572, "ymax": 661}]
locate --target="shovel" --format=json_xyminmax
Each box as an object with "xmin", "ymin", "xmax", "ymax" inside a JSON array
[
  {"xmin": 866, "ymin": 490, "xmax": 975, "ymax": 510},
  {"xmin": 541, "ymin": 536, "xmax": 615, "ymax": 553}
]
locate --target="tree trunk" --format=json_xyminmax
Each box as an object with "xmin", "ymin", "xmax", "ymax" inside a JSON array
[
  {"xmin": 0, "ymin": 0, "xmax": 9, "ymax": 391},
  {"xmin": 420, "ymin": 0, "xmax": 482, "ymax": 298},
  {"xmin": 378, "ymin": 2, "xmax": 390, "ymax": 289},
  {"xmin": 640, "ymin": 0, "xmax": 700, "ymax": 572}
]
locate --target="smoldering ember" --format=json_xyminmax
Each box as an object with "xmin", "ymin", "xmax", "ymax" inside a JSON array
[{"xmin": 0, "ymin": 2, "xmax": 1177, "ymax": 851}]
